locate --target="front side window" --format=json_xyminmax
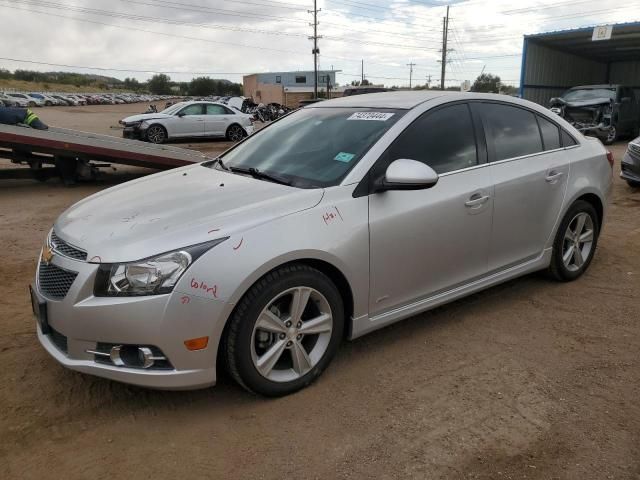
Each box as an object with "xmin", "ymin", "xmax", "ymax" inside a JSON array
[
  {"xmin": 480, "ymin": 103, "xmax": 543, "ymax": 161},
  {"xmin": 382, "ymin": 103, "xmax": 478, "ymax": 175},
  {"xmin": 178, "ymin": 104, "xmax": 204, "ymax": 116},
  {"xmin": 214, "ymin": 107, "xmax": 405, "ymax": 188}
]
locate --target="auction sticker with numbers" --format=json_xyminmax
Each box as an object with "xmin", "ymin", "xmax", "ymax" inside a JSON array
[{"xmin": 347, "ymin": 112, "xmax": 395, "ymax": 121}]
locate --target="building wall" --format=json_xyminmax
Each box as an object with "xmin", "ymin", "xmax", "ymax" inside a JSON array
[
  {"xmin": 609, "ymin": 60, "xmax": 640, "ymax": 99},
  {"xmin": 521, "ymin": 40, "xmax": 607, "ymax": 105},
  {"xmin": 255, "ymin": 71, "xmax": 336, "ymax": 88},
  {"xmin": 282, "ymin": 91, "xmax": 314, "ymax": 108},
  {"xmin": 253, "ymin": 83, "xmax": 284, "ymax": 105}
]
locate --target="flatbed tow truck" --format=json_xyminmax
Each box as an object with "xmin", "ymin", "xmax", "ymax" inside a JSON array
[{"xmin": 0, "ymin": 124, "xmax": 208, "ymax": 184}]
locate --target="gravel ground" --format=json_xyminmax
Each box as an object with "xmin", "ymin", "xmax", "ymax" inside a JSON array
[{"xmin": 1, "ymin": 104, "xmax": 639, "ymax": 479}]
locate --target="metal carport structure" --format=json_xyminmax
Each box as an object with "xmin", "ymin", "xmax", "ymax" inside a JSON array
[{"xmin": 520, "ymin": 22, "xmax": 640, "ymax": 106}]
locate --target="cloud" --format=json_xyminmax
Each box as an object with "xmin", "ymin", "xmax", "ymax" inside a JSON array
[{"xmin": 0, "ymin": 0, "xmax": 634, "ymax": 87}]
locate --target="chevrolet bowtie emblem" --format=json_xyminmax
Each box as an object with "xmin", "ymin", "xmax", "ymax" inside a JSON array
[{"xmin": 41, "ymin": 245, "xmax": 54, "ymax": 264}]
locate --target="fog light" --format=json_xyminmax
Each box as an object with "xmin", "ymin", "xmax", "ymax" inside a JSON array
[{"xmin": 184, "ymin": 336, "xmax": 209, "ymax": 351}]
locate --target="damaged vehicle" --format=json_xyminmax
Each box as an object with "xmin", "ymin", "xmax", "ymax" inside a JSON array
[
  {"xmin": 549, "ymin": 85, "xmax": 639, "ymax": 144},
  {"xmin": 120, "ymin": 100, "xmax": 254, "ymax": 144}
]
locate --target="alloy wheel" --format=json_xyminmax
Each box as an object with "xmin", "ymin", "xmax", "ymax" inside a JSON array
[
  {"xmin": 562, "ymin": 212, "xmax": 594, "ymax": 272},
  {"xmin": 146, "ymin": 125, "xmax": 165, "ymax": 143},
  {"xmin": 606, "ymin": 126, "xmax": 617, "ymax": 144},
  {"xmin": 228, "ymin": 125, "xmax": 244, "ymax": 142},
  {"xmin": 250, "ymin": 286, "xmax": 333, "ymax": 383}
]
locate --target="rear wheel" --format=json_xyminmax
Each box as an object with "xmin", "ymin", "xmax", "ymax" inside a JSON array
[
  {"xmin": 224, "ymin": 264, "xmax": 344, "ymax": 396},
  {"xmin": 145, "ymin": 124, "xmax": 167, "ymax": 144},
  {"xmin": 28, "ymin": 101, "xmax": 36, "ymax": 108},
  {"xmin": 226, "ymin": 124, "xmax": 245, "ymax": 142},
  {"xmin": 548, "ymin": 200, "xmax": 599, "ymax": 281}
]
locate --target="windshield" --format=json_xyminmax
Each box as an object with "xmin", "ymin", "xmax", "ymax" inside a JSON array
[
  {"xmin": 214, "ymin": 107, "xmax": 404, "ymax": 188},
  {"xmin": 563, "ymin": 88, "xmax": 615, "ymax": 102},
  {"xmin": 161, "ymin": 102, "xmax": 187, "ymax": 115}
]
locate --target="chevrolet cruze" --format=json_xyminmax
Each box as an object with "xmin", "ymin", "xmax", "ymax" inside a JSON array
[{"xmin": 31, "ymin": 92, "xmax": 613, "ymax": 396}]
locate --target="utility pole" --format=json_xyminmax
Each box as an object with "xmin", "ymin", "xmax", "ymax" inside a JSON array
[
  {"xmin": 361, "ymin": 59, "xmax": 364, "ymax": 83},
  {"xmin": 407, "ymin": 62, "xmax": 416, "ymax": 89},
  {"xmin": 440, "ymin": 5, "xmax": 450, "ymax": 90},
  {"xmin": 426, "ymin": 74, "xmax": 431, "ymax": 89},
  {"xmin": 308, "ymin": 0, "xmax": 322, "ymax": 99}
]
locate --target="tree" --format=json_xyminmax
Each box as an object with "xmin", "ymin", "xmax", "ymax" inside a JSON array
[
  {"xmin": 0, "ymin": 68, "xmax": 11, "ymax": 79},
  {"xmin": 123, "ymin": 77, "xmax": 141, "ymax": 91},
  {"xmin": 147, "ymin": 74, "xmax": 172, "ymax": 95},
  {"xmin": 189, "ymin": 76, "xmax": 217, "ymax": 96},
  {"xmin": 471, "ymin": 73, "xmax": 501, "ymax": 93}
]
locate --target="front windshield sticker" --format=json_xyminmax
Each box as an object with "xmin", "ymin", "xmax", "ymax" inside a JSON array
[
  {"xmin": 347, "ymin": 112, "xmax": 395, "ymax": 121},
  {"xmin": 334, "ymin": 152, "xmax": 355, "ymax": 163}
]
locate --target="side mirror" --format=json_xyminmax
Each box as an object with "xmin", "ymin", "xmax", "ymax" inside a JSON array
[
  {"xmin": 177, "ymin": 111, "xmax": 186, "ymax": 117},
  {"xmin": 374, "ymin": 159, "xmax": 439, "ymax": 192},
  {"xmin": 621, "ymin": 97, "xmax": 631, "ymax": 104}
]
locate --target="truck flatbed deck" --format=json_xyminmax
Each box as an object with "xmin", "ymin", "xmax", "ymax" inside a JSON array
[{"xmin": 0, "ymin": 124, "xmax": 208, "ymax": 182}]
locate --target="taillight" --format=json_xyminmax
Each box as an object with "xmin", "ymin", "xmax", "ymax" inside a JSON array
[{"xmin": 606, "ymin": 150, "xmax": 614, "ymax": 169}]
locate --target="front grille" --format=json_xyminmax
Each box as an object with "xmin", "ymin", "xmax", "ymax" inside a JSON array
[
  {"xmin": 629, "ymin": 143, "xmax": 640, "ymax": 157},
  {"xmin": 38, "ymin": 262, "xmax": 78, "ymax": 300},
  {"xmin": 49, "ymin": 328, "xmax": 68, "ymax": 354},
  {"xmin": 51, "ymin": 231, "xmax": 87, "ymax": 261}
]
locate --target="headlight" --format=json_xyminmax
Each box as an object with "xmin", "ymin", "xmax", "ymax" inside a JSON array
[{"xmin": 94, "ymin": 238, "xmax": 227, "ymax": 297}]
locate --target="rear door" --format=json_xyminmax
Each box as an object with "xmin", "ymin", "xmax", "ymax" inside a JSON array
[
  {"xmin": 204, "ymin": 104, "xmax": 231, "ymax": 136},
  {"xmin": 474, "ymin": 102, "xmax": 570, "ymax": 272},
  {"xmin": 368, "ymin": 102, "xmax": 493, "ymax": 316}
]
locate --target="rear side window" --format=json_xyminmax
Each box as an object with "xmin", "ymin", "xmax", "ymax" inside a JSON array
[
  {"xmin": 561, "ymin": 129, "xmax": 578, "ymax": 147},
  {"xmin": 385, "ymin": 103, "xmax": 478, "ymax": 174},
  {"xmin": 537, "ymin": 115, "xmax": 561, "ymax": 150},
  {"xmin": 480, "ymin": 103, "xmax": 543, "ymax": 161},
  {"xmin": 206, "ymin": 104, "xmax": 227, "ymax": 115}
]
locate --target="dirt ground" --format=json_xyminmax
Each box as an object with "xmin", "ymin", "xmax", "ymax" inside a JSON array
[{"xmin": 1, "ymin": 104, "xmax": 639, "ymax": 479}]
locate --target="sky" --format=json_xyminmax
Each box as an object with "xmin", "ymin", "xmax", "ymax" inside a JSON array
[{"xmin": 0, "ymin": 0, "xmax": 638, "ymax": 88}]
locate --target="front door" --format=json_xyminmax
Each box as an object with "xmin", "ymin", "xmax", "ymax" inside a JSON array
[
  {"xmin": 368, "ymin": 103, "xmax": 493, "ymax": 317},
  {"xmin": 168, "ymin": 103, "xmax": 206, "ymax": 137}
]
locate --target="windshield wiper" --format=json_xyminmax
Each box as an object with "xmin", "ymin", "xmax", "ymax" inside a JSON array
[
  {"xmin": 229, "ymin": 166, "xmax": 293, "ymax": 186},
  {"xmin": 216, "ymin": 157, "xmax": 230, "ymax": 171}
]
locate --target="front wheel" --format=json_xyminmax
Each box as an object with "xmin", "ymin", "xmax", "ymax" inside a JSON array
[
  {"xmin": 603, "ymin": 125, "xmax": 617, "ymax": 145},
  {"xmin": 224, "ymin": 264, "xmax": 344, "ymax": 396},
  {"xmin": 548, "ymin": 200, "xmax": 599, "ymax": 281},
  {"xmin": 145, "ymin": 124, "xmax": 167, "ymax": 144},
  {"xmin": 226, "ymin": 124, "xmax": 245, "ymax": 142}
]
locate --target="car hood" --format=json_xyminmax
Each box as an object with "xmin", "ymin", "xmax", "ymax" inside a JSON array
[
  {"xmin": 551, "ymin": 97, "xmax": 613, "ymax": 108},
  {"xmin": 121, "ymin": 112, "xmax": 172, "ymax": 124},
  {"xmin": 54, "ymin": 165, "xmax": 324, "ymax": 262}
]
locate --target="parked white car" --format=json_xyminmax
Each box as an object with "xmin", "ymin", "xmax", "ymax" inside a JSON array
[
  {"xmin": 120, "ymin": 101, "xmax": 255, "ymax": 143},
  {"xmin": 1, "ymin": 92, "xmax": 27, "ymax": 107},
  {"xmin": 6, "ymin": 92, "xmax": 43, "ymax": 107}
]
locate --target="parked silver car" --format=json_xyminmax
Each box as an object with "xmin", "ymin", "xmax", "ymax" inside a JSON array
[
  {"xmin": 120, "ymin": 101, "xmax": 254, "ymax": 143},
  {"xmin": 32, "ymin": 92, "xmax": 612, "ymax": 396}
]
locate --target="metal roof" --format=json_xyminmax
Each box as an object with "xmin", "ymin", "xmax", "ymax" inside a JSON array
[{"xmin": 525, "ymin": 21, "xmax": 640, "ymax": 62}]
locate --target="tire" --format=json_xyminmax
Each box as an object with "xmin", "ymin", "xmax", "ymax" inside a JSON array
[
  {"xmin": 226, "ymin": 124, "xmax": 245, "ymax": 142},
  {"xmin": 224, "ymin": 264, "xmax": 344, "ymax": 396},
  {"xmin": 145, "ymin": 124, "xmax": 167, "ymax": 144},
  {"xmin": 548, "ymin": 200, "xmax": 600, "ymax": 282},
  {"xmin": 627, "ymin": 180, "xmax": 640, "ymax": 188},
  {"xmin": 28, "ymin": 101, "xmax": 36, "ymax": 108},
  {"xmin": 602, "ymin": 125, "xmax": 617, "ymax": 145}
]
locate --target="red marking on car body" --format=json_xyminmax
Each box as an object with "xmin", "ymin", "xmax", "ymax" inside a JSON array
[
  {"xmin": 180, "ymin": 295, "xmax": 191, "ymax": 304},
  {"xmin": 233, "ymin": 237, "xmax": 244, "ymax": 250},
  {"xmin": 323, "ymin": 207, "xmax": 344, "ymax": 225},
  {"xmin": 190, "ymin": 278, "xmax": 218, "ymax": 298}
]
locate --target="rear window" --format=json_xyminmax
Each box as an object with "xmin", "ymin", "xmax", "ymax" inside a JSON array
[
  {"xmin": 480, "ymin": 103, "xmax": 543, "ymax": 161},
  {"xmin": 537, "ymin": 115, "xmax": 561, "ymax": 151},
  {"xmin": 561, "ymin": 130, "xmax": 578, "ymax": 147}
]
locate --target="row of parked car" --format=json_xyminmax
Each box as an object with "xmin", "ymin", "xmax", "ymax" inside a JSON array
[{"xmin": 0, "ymin": 92, "xmax": 177, "ymax": 108}]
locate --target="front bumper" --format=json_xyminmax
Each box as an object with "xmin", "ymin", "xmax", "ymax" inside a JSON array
[
  {"xmin": 122, "ymin": 125, "xmax": 144, "ymax": 140},
  {"xmin": 33, "ymin": 252, "xmax": 226, "ymax": 390},
  {"xmin": 621, "ymin": 148, "xmax": 640, "ymax": 183},
  {"xmin": 244, "ymin": 124, "xmax": 255, "ymax": 136}
]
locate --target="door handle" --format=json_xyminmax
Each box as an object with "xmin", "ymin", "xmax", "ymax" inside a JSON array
[
  {"xmin": 465, "ymin": 194, "xmax": 490, "ymax": 207},
  {"xmin": 545, "ymin": 170, "xmax": 564, "ymax": 183}
]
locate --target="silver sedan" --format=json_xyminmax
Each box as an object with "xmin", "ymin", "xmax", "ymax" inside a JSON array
[{"xmin": 32, "ymin": 92, "xmax": 612, "ymax": 396}]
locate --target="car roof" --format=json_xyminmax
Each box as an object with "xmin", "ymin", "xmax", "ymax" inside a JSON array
[{"xmin": 310, "ymin": 91, "xmax": 533, "ymax": 110}]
